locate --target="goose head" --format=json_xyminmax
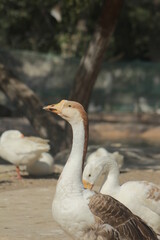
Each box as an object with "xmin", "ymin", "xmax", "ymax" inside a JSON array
[
  {"xmin": 43, "ymin": 100, "xmax": 87, "ymax": 124},
  {"xmin": 83, "ymin": 159, "xmax": 105, "ymax": 190},
  {"xmin": 0, "ymin": 130, "xmax": 24, "ymax": 143},
  {"xmin": 83, "ymin": 148, "xmax": 124, "ymax": 190},
  {"xmin": 83, "ymin": 148, "xmax": 109, "ymax": 189}
]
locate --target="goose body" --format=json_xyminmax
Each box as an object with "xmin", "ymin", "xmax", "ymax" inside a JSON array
[
  {"xmin": 26, "ymin": 152, "xmax": 54, "ymax": 176},
  {"xmin": 44, "ymin": 100, "xmax": 158, "ymax": 240},
  {"xmin": 0, "ymin": 130, "xmax": 50, "ymax": 177},
  {"xmin": 87, "ymin": 147, "xmax": 124, "ymax": 169},
  {"xmin": 83, "ymin": 150, "xmax": 160, "ymax": 233}
]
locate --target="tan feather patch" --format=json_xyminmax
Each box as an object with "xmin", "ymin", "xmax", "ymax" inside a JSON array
[{"xmin": 143, "ymin": 181, "xmax": 160, "ymax": 201}]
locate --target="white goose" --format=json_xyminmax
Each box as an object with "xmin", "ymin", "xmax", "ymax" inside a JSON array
[
  {"xmin": 87, "ymin": 147, "xmax": 124, "ymax": 169},
  {"xmin": 43, "ymin": 100, "xmax": 158, "ymax": 240},
  {"xmin": 83, "ymin": 150, "xmax": 160, "ymax": 233},
  {"xmin": 26, "ymin": 152, "xmax": 54, "ymax": 176},
  {"xmin": 0, "ymin": 130, "xmax": 50, "ymax": 178}
]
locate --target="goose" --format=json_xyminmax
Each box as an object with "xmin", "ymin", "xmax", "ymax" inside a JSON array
[
  {"xmin": 83, "ymin": 151, "xmax": 160, "ymax": 233},
  {"xmin": 26, "ymin": 152, "xmax": 54, "ymax": 176},
  {"xmin": 43, "ymin": 99, "xmax": 158, "ymax": 240},
  {"xmin": 87, "ymin": 147, "xmax": 124, "ymax": 169},
  {"xmin": 0, "ymin": 130, "xmax": 50, "ymax": 178}
]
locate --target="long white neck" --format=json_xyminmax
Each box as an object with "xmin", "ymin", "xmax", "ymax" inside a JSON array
[
  {"xmin": 100, "ymin": 159, "xmax": 120, "ymax": 194},
  {"xmin": 57, "ymin": 119, "xmax": 86, "ymax": 191}
]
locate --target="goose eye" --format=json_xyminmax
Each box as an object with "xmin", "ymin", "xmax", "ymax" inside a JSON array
[
  {"xmin": 88, "ymin": 174, "xmax": 91, "ymax": 177},
  {"xmin": 68, "ymin": 105, "xmax": 71, "ymax": 107}
]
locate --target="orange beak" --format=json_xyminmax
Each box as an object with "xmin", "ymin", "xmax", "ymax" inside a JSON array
[
  {"xmin": 83, "ymin": 179, "xmax": 93, "ymax": 190},
  {"xmin": 43, "ymin": 104, "xmax": 59, "ymax": 114},
  {"xmin": 43, "ymin": 100, "xmax": 65, "ymax": 115}
]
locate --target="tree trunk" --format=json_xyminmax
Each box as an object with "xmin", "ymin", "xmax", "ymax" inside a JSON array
[
  {"xmin": 65, "ymin": 0, "xmax": 123, "ymax": 147},
  {"xmin": 0, "ymin": 64, "xmax": 65, "ymax": 154},
  {"xmin": 70, "ymin": 0, "xmax": 123, "ymax": 110}
]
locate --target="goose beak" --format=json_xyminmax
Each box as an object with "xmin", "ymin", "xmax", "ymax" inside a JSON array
[
  {"xmin": 43, "ymin": 102, "xmax": 62, "ymax": 114},
  {"xmin": 83, "ymin": 179, "xmax": 93, "ymax": 190}
]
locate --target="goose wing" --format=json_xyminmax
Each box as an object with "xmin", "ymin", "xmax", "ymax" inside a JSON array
[
  {"xmin": 88, "ymin": 193, "xmax": 158, "ymax": 240},
  {"xmin": 2, "ymin": 137, "xmax": 50, "ymax": 155},
  {"xmin": 84, "ymin": 221, "xmax": 122, "ymax": 240}
]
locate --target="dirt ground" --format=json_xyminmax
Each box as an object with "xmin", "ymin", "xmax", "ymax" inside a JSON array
[
  {"xmin": 1, "ymin": 115, "xmax": 160, "ymax": 239},
  {"xmin": 1, "ymin": 164, "xmax": 160, "ymax": 240}
]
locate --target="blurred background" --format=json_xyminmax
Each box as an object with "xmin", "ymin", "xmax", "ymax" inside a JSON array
[
  {"xmin": 0, "ymin": 0, "xmax": 160, "ymax": 161},
  {"xmin": 1, "ymin": 2, "xmax": 160, "ymax": 239}
]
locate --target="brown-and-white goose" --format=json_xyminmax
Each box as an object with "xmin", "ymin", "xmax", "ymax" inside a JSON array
[{"xmin": 43, "ymin": 100, "xmax": 158, "ymax": 240}]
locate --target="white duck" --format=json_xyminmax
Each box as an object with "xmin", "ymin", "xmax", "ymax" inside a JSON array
[
  {"xmin": 43, "ymin": 100, "xmax": 158, "ymax": 240},
  {"xmin": 26, "ymin": 152, "xmax": 54, "ymax": 176},
  {"xmin": 83, "ymin": 151, "xmax": 160, "ymax": 233},
  {"xmin": 0, "ymin": 130, "xmax": 50, "ymax": 178}
]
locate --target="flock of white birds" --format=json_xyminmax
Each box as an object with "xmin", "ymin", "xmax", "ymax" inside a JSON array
[{"xmin": 1, "ymin": 99, "xmax": 160, "ymax": 239}]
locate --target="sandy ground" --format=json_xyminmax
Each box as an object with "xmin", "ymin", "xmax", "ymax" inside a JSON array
[
  {"xmin": 1, "ymin": 116, "xmax": 160, "ymax": 239},
  {"xmin": 0, "ymin": 165, "xmax": 71, "ymax": 240},
  {"xmin": 1, "ymin": 164, "xmax": 160, "ymax": 240}
]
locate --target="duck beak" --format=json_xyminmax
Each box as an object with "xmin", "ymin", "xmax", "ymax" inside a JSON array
[
  {"xmin": 43, "ymin": 102, "xmax": 62, "ymax": 115},
  {"xmin": 83, "ymin": 179, "xmax": 93, "ymax": 190}
]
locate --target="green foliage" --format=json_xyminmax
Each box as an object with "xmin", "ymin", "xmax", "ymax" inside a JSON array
[
  {"xmin": 0, "ymin": 0, "xmax": 101, "ymax": 54},
  {"xmin": 114, "ymin": 1, "xmax": 160, "ymax": 60},
  {"xmin": 0, "ymin": 0, "xmax": 160, "ymax": 60}
]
